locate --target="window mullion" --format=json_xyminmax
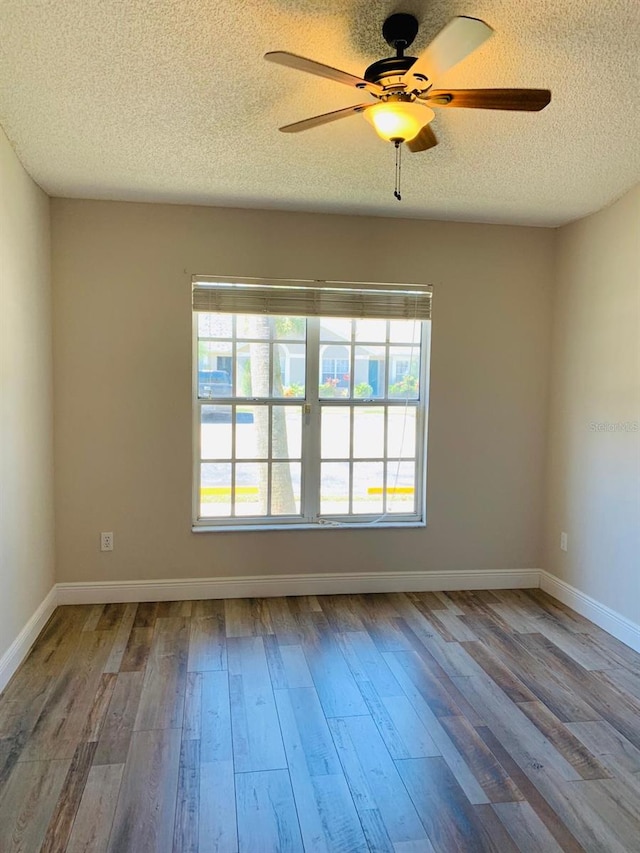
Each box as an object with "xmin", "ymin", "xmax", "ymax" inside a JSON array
[
  {"xmin": 303, "ymin": 317, "xmax": 320, "ymax": 521},
  {"xmin": 383, "ymin": 405, "xmax": 389, "ymax": 515},
  {"xmin": 347, "ymin": 319, "xmax": 354, "ymax": 515},
  {"xmin": 231, "ymin": 321, "xmax": 237, "ymax": 517},
  {"xmin": 348, "ymin": 405, "xmax": 354, "ymax": 515},
  {"xmin": 383, "ymin": 338, "xmax": 389, "ymax": 405},
  {"xmin": 231, "ymin": 315, "xmax": 237, "ymax": 396},
  {"xmin": 231, "ymin": 403, "xmax": 236, "ymax": 516},
  {"xmin": 269, "ymin": 339, "xmax": 274, "ymax": 397},
  {"xmin": 267, "ymin": 403, "xmax": 273, "ymax": 516}
]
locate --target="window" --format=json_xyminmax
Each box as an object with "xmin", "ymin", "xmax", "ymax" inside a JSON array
[
  {"xmin": 393, "ymin": 359, "xmax": 410, "ymax": 383},
  {"xmin": 193, "ymin": 277, "xmax": 432, "ymax": 530},
  {"xmin": 321, "ymin": 354, "xmax": 350, "ymax": 386}
]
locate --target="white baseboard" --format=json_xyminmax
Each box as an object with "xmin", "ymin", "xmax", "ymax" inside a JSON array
[
  {"xmin": 0, "ymin": 587, "xmax": 57, "ymax": 694},
  {"xmin": 540, "ymin": 570, "xmax": 640, "ymax": 654},
  {"xmin": 55, "ymin": 568, "xmax": 541, "ymax": 605}
]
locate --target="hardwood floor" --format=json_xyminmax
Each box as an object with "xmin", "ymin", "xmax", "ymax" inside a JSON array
[{"xmin": 1, "ymin": 589, "xmax": 639, "ymax": 852}]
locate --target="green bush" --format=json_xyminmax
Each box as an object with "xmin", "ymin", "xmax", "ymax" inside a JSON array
[
  {"xmin": 283, "ymin": 383, "xmax": 305, "ymax": 398},
  {"xmin": 240, "ymin": 360, "xmax": 252, "ymax": 396},
  {"xmin": 354, "ymin": 382, "xmax": 373, "ymax": 398},
  {"xmin": 319, "ymin": 378, "xmax": 341, "ymax": 397},
  {"xmin": 389, "ymin": 374, "xmax": 419, "ymax": 397}
]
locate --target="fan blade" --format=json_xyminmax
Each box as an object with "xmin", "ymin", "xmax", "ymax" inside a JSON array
[
  {"xmin": 279, "ymin": 104, "xmax": 372, "ymax": 133},
  {"xmin": 406, "ymin": 124, "xmax": 438, "ymax": 153},
  {"xmin": 403, "ymin": 16, "xmax": 493, "ymax": 86},
  {"xmin": 265, "ymin": 51, "xmax": 382, "ymax": 94},
  {"xmin": 427, "ymin": 88, "xmax": 551, "ymax": 111}
]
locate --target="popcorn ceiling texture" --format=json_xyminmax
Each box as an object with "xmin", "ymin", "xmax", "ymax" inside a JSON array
[{"xmin": 0, "ymin": 0, "xmax": 638, "ymax": 225}]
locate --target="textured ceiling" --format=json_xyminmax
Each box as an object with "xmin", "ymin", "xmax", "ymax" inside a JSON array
[{"xmin": 0, "ymin": 0, "xmax": 639, "ymax": 225}]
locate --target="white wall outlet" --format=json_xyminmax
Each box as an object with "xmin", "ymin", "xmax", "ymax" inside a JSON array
[
  {"xmin": 100, "ymin": 532, "xmax": 114, "ymax": 551},
  {"xmin": 560, "ymin": 531, "xmax": 568, "ymax": 552}
]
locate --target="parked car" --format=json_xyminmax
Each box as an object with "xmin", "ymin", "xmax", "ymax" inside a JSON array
[{"xmin": 198, "ymin": 369, "xmax": 232, "ymax": 399}]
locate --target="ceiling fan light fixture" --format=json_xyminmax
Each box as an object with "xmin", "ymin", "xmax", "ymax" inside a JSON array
[{"xmin": 364, "ymin": 101, "xmax": 434, "ymax": 143}]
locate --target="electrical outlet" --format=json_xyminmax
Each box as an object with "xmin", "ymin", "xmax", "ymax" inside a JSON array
[
  {"xmin": 101, "ymin": 532, "xmax": 114, "ymax": 551},
  {"xmin": 560, "ymin": 532, "xmax": 568, "ymax": 552}
]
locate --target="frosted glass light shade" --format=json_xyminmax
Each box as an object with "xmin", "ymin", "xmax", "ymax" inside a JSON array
[{"xmin": 365, "ymin": 101, "xmax": 434, "ymax": 143}]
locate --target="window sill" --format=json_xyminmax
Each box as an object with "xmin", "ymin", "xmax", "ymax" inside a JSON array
[{"xmin": 192, "ymin": 519, "xmax": 426, "ymax": 533}]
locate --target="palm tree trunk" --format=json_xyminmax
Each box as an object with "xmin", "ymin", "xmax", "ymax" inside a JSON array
[
  {"xmin": 271, "ymin": 346, "xmax": 296, "ymax": 513},
  {"xmin": 248, "ymin": 317, "xmax": 296, "ymax": 515}
]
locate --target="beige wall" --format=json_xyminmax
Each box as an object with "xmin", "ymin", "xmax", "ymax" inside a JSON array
[
  {"xmin": 545, "ymin": 186, "xmax": 640, "ymax": 623},
  {"xmin": 52, "ymin": 199, "xmax": 554, "ymax": 583},
  {"xmin": 0, "ymin": 128, "xmax": 54, "ymax": 661}
]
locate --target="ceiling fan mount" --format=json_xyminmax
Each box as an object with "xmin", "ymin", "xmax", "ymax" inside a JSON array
[
  {"xmin": 381, "ymin": 13, "xmax": 419, "ymax": 53},
  {"xmin": 364, "ymin": 14, "xmax": 420, "ymax": 86}
]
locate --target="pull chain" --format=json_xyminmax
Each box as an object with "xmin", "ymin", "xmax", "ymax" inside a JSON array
[{"xmin": 394, "ymin": 140, "xmax": 402, "ymax": 201}]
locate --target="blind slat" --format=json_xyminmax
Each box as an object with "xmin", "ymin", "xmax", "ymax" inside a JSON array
[{"xmin": 192, "ymin": 276, "xmax": 432, "ymax": 321}]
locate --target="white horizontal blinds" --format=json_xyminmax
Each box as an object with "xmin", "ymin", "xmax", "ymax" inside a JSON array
[{"xmin": 192, "ymin": 276, "xmax": 432, "ymax": 321}]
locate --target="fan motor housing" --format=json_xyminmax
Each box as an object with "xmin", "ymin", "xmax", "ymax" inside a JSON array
[{"xmin": 363, "ymin": 56, "xmax": 417, "ymax": 85}]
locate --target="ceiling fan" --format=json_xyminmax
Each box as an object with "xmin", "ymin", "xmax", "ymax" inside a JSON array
[{"xmin": 265, "ymin": 13, "xmax": 551, "ymax": 156}]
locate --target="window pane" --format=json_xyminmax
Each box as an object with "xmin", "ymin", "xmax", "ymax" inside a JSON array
[
  {"xmin": 236, "ymin": 314, "xmax": 270, "ymax": 339},
  {"xmin": 201, "ymin": 405, "xmax": 232, "ymax": 459},
  {"xmin": 388, "ymin": 347, "xmax": 419, "ymax": 399},
  {"xmin": 235, "ymin": 406, "xmax": 268, "ymax": 459},
  {"xmin": 273, "ymin": 316, "xmax": 306, "ymax": 341},
  {"xmin": 272, "ymin": 407, "xmax": 302, "ymax": 459},
  {"xmin": 355, "ymin": 319, "xmax": 386, "ymax": 343},
  {"xmin": 200, "ymin": 463, "xmax": 231, "ymax": 517},
  {"xmin": 353, "ymin": 380, "xmax": 375, "ymax": 399},
  {"xmin": 389, "ymin": 320, "xmax": 420, "ymax": 344},
  {"xmin": 274, "ymin": 343, "xmax": 305, "ymax": 398},
  {"xmin": 235, "ymin": 463, "xmax": 268, "ymax": 516},
  {"xmin": 321, "ymin": 462, "xmax": 350, "ymax": 515},
  {"xmin": 353, "ymin": 408, "xmax": 384, "ymax": 458},
  {"xmin": 387, "ymin": 408, "xmax": 416, "ymax": 458},
  {"xmin": 320, "ymin": 317, "xmax": 351, "ymax": 342},
  {"xmin": 271, "ymin": 462, "xmax": 301, "ymax": 515},
  {"xmin": 236, "ymin": 341, "xmax": 270, "ymax": 397},
  {"xmin": 354, "ymin": 346, "xmax": 385, "ymax": 399},
  {"xmin": 320, "ymin": 344, "xmax": 350, "ymax": 398},
  {"xmin": 321, "ymin": 408, "xmax": 350, "ymax": 459},
  {"xmin": 198, "ymin": 342, "xmax": 233, "ymax": 398},
  {"xmin": 353, "ymin": 462, "xmax": 384, "ymax": 515},
  {"xmin": 319, "ymin": 378, "xmax": 350, "ymax": 398},
  {"xmin": 386, "ymin": 461, "xmax": 416, "ymax": 513},
  {"xmin": 198, "ymin": 313, "xmax": 233, "ymax": 339}
]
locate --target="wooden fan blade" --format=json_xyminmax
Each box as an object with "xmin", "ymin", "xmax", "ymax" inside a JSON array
[
  {"xmin": 406, "ymin": 124, "xmax": 438, "ymax": 153},
  {"xmin": 265, "ymin": 51, "xmax": 382, "ymax": 94},
  {"xmin": 403, "ymin": 17, "xmax": 493, "ymax": 86},
  {"xmin": 279, "ymin": 104, "xmax": 372, "ymax": 133},
  {"xmin": 427, "ymin": 88, "xmax": 551, "ymax": 111}
]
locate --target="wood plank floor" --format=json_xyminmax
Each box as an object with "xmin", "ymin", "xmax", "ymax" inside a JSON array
[{"xmin": 1, "ymin": 589, "xmax": 639, "ymax": 852}]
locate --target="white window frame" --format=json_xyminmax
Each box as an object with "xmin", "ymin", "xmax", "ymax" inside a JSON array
[{"xmin": 192, "ymin": 279, "xmax": 431, "ymax": 532}]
